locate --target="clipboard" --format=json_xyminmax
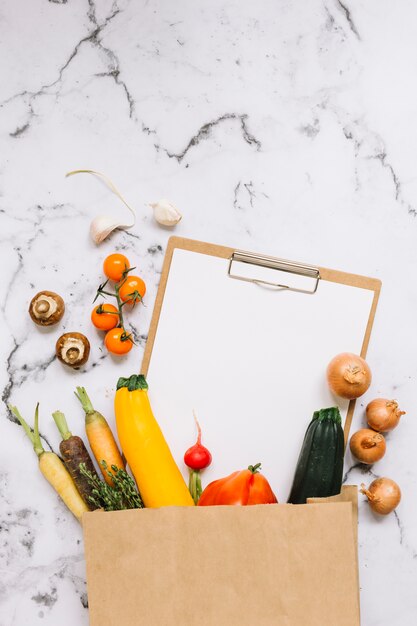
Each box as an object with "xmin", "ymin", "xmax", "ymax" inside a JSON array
[{"xmin": 141, "ymin": 237, "xmax": 381, "ymax": 501}]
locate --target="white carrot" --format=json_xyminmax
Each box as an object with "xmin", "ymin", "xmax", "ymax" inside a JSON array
[{"xmin": 9, "ymin": 403, "xmax": 88, "ymax": 522}]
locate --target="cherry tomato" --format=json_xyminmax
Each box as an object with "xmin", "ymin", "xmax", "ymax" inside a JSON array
[
  {"xmin": 103, "ymin": 253, "xmax": 130, "ymax": 282},
  {"xmin": 91, "ymin": 303, "xmax": 119, "ymax": 330},
  {"xmin": 104, "ymin": 328, "xmax": 133, "ymax": 355},
  {"xmin": 119, "ymin": 275, "xmax": 146, "ymax": 304}
]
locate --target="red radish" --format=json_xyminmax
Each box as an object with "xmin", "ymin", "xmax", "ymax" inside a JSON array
[
  {"xmin": 184, "ymin": 413, "xmax": 212, "ymax": 503},
  {"xmin": 184, "ymin": 415, "xmax": 212, "ymax": 470}
]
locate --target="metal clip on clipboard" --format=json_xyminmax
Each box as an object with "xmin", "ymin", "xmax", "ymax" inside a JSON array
[{"xmin": 227, "ymin": 250, "xmax": 320, "ymax": 294}]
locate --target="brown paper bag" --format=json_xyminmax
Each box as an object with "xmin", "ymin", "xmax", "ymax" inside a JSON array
[
  {"xmin": 308, "ymin": 484, "xmax": 360, "ymax": 619},
  {"xmin": 308, "ymin": 485, "xmax": 359, "ymax": 555},
  {"xmin": 83, "ymin": 492, "xmax": 360, "ymax": 626}
]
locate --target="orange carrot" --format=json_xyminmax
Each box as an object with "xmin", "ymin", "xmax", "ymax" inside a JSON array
[{"xmin": 74, "ymin": 387, "xmax": 125, "ymax": 485}]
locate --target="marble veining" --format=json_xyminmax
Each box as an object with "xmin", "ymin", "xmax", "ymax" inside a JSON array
[{"xmin": 1, "ymin": 1, "xmax": 417, "ymax": 624}]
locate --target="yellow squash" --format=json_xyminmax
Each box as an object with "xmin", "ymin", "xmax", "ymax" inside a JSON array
[{"xmin": 115, "ymin": 374, "xmax": 194, "ymax": 508}]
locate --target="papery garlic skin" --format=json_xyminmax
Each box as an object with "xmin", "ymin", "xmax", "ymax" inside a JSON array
[
  {"xmin": 67, "ymin": 170, "xmax": 136, "ymax": 244},
  {"xmin": 150, "ymin": 200, "xmax": 182, "ymax": 227},
  {"xmin": 90, "ymin": 215, "xmax": 123, "ymax": 244}
]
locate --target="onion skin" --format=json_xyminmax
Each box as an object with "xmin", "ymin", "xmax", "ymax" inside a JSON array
[
  {"xmin": 326, "ymin": 353, "xmax": 372, "ymax": 399},
  {"xmin": 366, "ymin": 398, "xmax": 405, "ymax": 432},
  {"xmin": 349, "ymin": 428, "xmax": 386, "ymax": 464},
  {"xmin": 360, "ymin": 478, "xmax": 401, "ymax": 515}
]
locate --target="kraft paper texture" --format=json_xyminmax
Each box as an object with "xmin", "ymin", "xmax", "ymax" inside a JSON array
[{"xmin": 83, "ymin": 488, "xmax": 360, "ymax": 626}]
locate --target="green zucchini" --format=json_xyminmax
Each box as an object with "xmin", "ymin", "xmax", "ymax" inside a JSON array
[{"xmin": 287, "ymin": 407, "xmax": 345, "ymax": 504}]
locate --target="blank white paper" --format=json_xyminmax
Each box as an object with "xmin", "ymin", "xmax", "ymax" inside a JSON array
[{"xmin": 146, "ymin": 248, "xmax": 375, "ymax": 501}]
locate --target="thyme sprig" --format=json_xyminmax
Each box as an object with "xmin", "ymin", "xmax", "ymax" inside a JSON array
[{"xmin": 79, "ymin": 461, "xmax": 143, "ymax": 511}]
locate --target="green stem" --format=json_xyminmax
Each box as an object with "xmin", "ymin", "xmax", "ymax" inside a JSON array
[
  {"xmin": 248, "ymin": 463, "xmax": 262, "ymax": 474},
  {"xmin": 74, "ymin": 387, "xmax": 95, "ymax": 414},
  {"xmin": 96, "ymin": 305, "xmax": 120, "ymax": 316},
  {"xmin": 52, "ymin": 410, "xmax": 72, "ymax": 441},
  {"xmin": 313, "ymin": 407, "xmax": 342, "ymax": 424},
  {"xmin": 114, "ymin": 283, "xmax": 125, "ymax": 329},
  {"xmin": 99, "ymin": 289, "xmax": 118, "ymax": 298},
  {"xmin": 8, "ymin": 405, "xmax": 35, "ymax": 445},
  {"xmin": 94, "ymin": 270, "xmax": 135, "ymax": 331},
  {"xmin": 188, "ymin": 469, "xmax": 202, "ymax": 505},
  {"xmin": 94, "ymin": 272, "xmax": 136, "ymax": 331},
  {"xmin": 33, "ymin": 404, "xmax": 45, "ymax": 457},
  {"xmin": 116, "ymin": 374, "xmax": 148, "ymax": 391}
]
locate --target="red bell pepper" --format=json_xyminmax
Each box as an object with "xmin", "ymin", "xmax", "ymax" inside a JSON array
[{"xmin": 198, "ymin": 463, "xmax": 278, "ymax": 506}]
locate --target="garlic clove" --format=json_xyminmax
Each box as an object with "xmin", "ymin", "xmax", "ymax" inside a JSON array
[
  {"xmin": 150, "ymin": 199, "xmax": 182, "ymax": 227},
  {"xmin": 90, "ymin": 215, "xmax": 128, "ymax": 244},
  {"xmin": 66, "ymin": 170, "xmax": 136, "ymax": 244}
]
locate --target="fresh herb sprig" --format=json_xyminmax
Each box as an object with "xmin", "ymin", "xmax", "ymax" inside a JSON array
[{"xmin": 79, "ymin": 461, "xmax": 143, "ymax": 511}]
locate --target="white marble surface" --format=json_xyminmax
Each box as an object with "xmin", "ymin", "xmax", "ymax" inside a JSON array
[{"xmin": 1, "ymin": 0, "xmax": 417, "ymax": 624}]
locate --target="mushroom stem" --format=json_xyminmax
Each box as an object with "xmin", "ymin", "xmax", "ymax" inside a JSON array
[
  {"xmin": 35, "ymin": 300, "xmax": 50, "ymax": 315},
  {"xmin": 29, "ymin": 291, "xmax": 65, "ymax": 326},
  {"xmin": 56, "ymin": 333, "xmax": 90, "ymax": 368},
  {"xmin": 66, "ymin": 347, "xmax": 80, "ymax": 363}
]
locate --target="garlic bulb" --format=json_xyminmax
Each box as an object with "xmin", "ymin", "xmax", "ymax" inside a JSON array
[
  {"xmin": 150, "ymin": 199, "xmax": 182, "ymax": 227},
  {"xmin": 66, "ymin": 169, "xmax": 136, "ymax": 244}
]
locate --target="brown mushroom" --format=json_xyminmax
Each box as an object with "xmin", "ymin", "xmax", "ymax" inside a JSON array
[
  {"xmin": 29, "ymin": 291, "xmax": 65, "ymax": 326},
  {"xmin": 56, "ymin": 332, "xmax": 90, "ymax": 368}
]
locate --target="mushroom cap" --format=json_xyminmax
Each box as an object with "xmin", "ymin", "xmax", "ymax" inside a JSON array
[
  {"xmin": 56, "ymin": 332, "xmax": 90, "ymax": 368},
  {"xmin": 29, "ymin": 291, "xmax": 65, "ymax": 326}
]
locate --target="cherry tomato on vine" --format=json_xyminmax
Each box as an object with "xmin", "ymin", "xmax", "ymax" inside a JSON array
[
  {"xmin": 91, "ymin": 303, "xmax": 119, "ymax": 330},
  {"xmin": 119, "ymin": 275, "xmax": 146, "ymax": 304},
  {"xmin": 104, "ymin": 328, "xmax": 133, "ymax": 355},
  {"xmin": 103, "ymin": 253, "xmax": 130, "ymax": 282}
]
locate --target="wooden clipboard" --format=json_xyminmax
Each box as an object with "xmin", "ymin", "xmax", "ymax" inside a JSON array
[{"xmin": 141, "ymin": 236, "xmax": 381, "ymax": 444}]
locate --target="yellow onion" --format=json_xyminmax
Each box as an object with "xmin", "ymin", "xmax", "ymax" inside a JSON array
[
  {"xmin": 366, "ymin": 398, "xmax": 405, "ymax": 432},
  {"xmin": 327, "ymin": 352, "xmax": 371, "ymax": 399},
  {"xmin": 349, "ymin": 428, "xmax": 386, "ymax": 464},
  {"xmin": 360, "ymin": 478, "xmax": 401, "ymax": 515}
]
